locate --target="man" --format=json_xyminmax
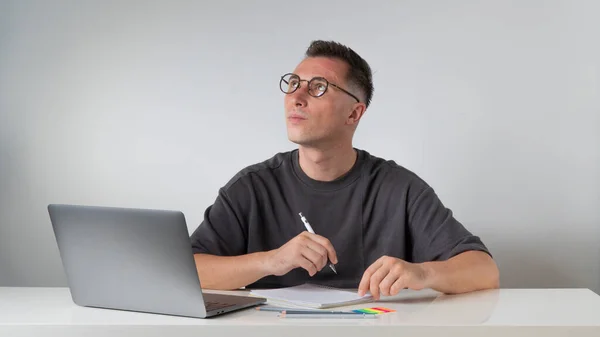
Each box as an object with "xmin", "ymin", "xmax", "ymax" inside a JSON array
[{"xmin": 190, "ymin": 40, "xmax": 499, "ymax": 299}]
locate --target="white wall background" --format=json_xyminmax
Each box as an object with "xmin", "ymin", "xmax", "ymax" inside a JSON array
[{"xmin": 1, "ymin": 0, "xmax": 598, "ymax": 292}]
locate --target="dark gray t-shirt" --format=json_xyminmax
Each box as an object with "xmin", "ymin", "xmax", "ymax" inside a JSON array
[{"xmin": 190, "ymin": 149, "xmax": 490, "ymax": 288}]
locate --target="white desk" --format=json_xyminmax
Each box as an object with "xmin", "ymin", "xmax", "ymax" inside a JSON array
[{"xmin": 1, "ymin": 287, "xmax": 599, "ymax": 336}]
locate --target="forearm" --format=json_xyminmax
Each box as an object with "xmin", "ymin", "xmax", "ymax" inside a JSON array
[
  {"xmin": 422, "ymin": 251, "xmax": 499, "ymax": 294},
  {"xmin": 193, "ymin": 252, "xmax": 272, "ymax": 290}
]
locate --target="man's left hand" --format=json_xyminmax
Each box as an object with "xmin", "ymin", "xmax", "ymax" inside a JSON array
[{"xmin": 358, "ymin": 255, "xmax": 430, "ymax": 300}]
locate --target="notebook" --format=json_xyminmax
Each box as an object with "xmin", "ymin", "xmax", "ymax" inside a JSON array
[{"xmin": 249, "ymin": 283, "xmax": 373, "ymax": 309}]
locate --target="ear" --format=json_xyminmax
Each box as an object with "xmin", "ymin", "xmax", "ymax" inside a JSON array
[{"xmin": 346, "ymin": 103, "xmax": 367, "ymax": 126}]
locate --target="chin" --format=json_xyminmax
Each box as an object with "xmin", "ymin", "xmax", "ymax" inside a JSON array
[
  {"xmin": 287, "ymin": 136, "xmax": 303, "ymax": 145},
  {"xmin": 287, "ymin": 134, "xmax": 306, "ymax": 145},
  {"xmin": 288, "ymin": 137, "xmax": 319, "ymax": 148},
  {"xmin": 287, "ymin": 129, "xmax": 326, "ymax": 146}
]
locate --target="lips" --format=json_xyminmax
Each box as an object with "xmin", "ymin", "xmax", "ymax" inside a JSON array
[
  {"xmin": 288, "ymin": 114, "xmax": 306, "ymax": 120},
  {"xmin": 287, "ymin": 114, "xmax": 306, "ymax": 125},
  {"xmin": 288, "ymin": 108, "xmax": 308, "ymax": 117}
]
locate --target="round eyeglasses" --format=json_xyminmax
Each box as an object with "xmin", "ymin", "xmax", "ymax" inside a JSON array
[{"xmin": 279, "ymin": 73, "xmax": 360, "ymax": 103}]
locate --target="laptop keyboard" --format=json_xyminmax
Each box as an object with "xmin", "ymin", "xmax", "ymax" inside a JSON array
[{"xmin": 205, "ymin": 301, "xmax": 236, "ymax": 311}]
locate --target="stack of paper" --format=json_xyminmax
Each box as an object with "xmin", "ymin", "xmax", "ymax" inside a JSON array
[{"xmin": 250, "ymin": 283, "xmax": 373, "ymax": 309}]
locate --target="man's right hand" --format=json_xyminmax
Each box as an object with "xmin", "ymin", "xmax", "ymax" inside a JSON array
[{"xmin": 265, "ymin": 232, "xmax": 338, "ymax": 277}]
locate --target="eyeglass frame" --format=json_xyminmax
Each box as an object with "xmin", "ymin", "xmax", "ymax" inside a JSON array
[{"xmin": 279, "ymin": 72, "xmax": 361, "ymax": 103}]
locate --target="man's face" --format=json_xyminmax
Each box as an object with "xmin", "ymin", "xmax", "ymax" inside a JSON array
[{"xmin": 284, "ymin": 57, "xmax": 358, "ymax": 147}]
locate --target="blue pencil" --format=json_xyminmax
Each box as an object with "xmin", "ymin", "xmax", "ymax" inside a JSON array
[
  {"xmin": 279, "ymin": 313, "xmax": 378, "ymax": 319},
  {"xmin": 255, "ymin": 306, "xmax": 361, "ymax": 314}
]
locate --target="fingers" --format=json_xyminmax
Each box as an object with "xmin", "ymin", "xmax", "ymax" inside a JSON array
[
  {"xmin": 300, "ymin": 245, "xmax": 327, "ymax": 272},
  {"xmin": 303, "ymin": 232, "xmax": 338, "ymax": 264},
  {"xmin": 304, "ymin": 240, "xmax": 328, "ymax": 268},
  {"xmin": 379, "ymin": 271, "xmax": 399, "ymax": 296},
  {"xmin": 358, "ymin": 277, "xmax": 369, "ymax": 297},
  {"xmin": 358, "ymin": 258, "xmax": 384, "ymax": 296},
  {"xmin": 273, "ymin": 232, "xmax": 337, "ymax": 277},
  {"xmin": 296, "ymin": 256, "xmax": 318, "ymax": 276},
  {"xmin": 358, "ymin": 256, "xmax": 411, "ymax": 299},
  {"xmin": 369, "ymin": 266, "xmax": 389, "ymax": 300},
  {"xmin": 390, "ymin": 277, "xmax": 406, "ymax": 295}
]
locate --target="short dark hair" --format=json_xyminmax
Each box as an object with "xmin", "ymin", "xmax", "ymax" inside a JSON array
[{"xmin": 305, "ymin": 40, "xmax": 374, "ymax": 108}]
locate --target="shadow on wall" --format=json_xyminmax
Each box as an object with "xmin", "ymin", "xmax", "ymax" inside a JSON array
[
  {"xmin": 494, "ymin": 242, "xmax": 598, "ymax": 292},
  {"xmin": 0, "ymin": 139, "xmax": 17, "ymax": 286},
  {"xmin": 497, "ymin": 251, "xmax": 570, "ymax": 288}
]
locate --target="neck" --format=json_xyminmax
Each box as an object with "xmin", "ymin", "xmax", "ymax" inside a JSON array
[{"xmin": 297, "ymin": 142, "xmax": 357, "ymax": 182}]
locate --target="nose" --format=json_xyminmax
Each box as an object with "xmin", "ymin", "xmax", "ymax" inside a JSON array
[
  {"xmin": 289, "ymin": 83, "xmax": 309, "ymax": 108},
  {"xmin": 293, "ymin": 97, "xmax": 307, "ymax": 108}
]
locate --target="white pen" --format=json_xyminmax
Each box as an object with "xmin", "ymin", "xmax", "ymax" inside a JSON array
[{"xmin": 298, "ymin": 212, "xmax": 337, "ymax": 274}]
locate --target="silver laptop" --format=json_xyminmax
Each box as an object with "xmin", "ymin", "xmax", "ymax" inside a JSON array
[{"xmin": 47, "ymin": 204, "xmax": 266, "ymax": 318}]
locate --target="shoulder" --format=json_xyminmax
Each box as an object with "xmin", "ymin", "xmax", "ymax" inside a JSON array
[
  {"xmin": 221, "ymin": 150, "xmax": 292, "ymax": 192},
  {"xmin": 360, "ymin": 149, "xmax": 426, "ymax": 183},
  {"xmin": 359, "ymin": 149, "xmax": 431, "ymax": 197}
]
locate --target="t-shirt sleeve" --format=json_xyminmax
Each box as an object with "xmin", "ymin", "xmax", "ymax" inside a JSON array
[
  {"xmin": 189, "ymin": 187, "xmax": 247, "ymax": 256},
  {"xmin": 407, "ymin": 183, "xmax": 491, "ymax": 263}
]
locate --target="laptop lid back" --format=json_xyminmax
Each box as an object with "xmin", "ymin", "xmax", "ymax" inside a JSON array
[{"xmin": 48, "ymin": 204, "xmax": 208, "ymax": 318}]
